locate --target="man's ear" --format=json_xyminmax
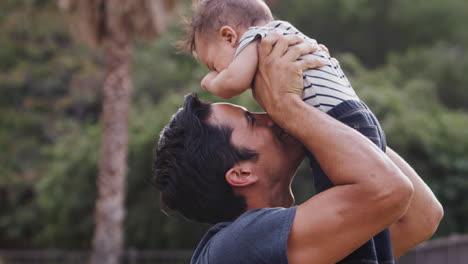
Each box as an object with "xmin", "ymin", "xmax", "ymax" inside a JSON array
[
  {"xmin": 225, "ymin": 162, "xmax": 258, "ymax": 187},
  {"xmin": 219, "ymin": 26, "xmax": 239, "ymax": 47}
]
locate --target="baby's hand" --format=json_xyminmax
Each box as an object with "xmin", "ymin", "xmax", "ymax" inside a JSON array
[{"xmin": 201, "ymin": 71, "xmax": 219, "ymax": 92}]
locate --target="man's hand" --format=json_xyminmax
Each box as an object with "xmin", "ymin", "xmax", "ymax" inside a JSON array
[{"xmin": 253, "ymin": 33, "xmax": 327, "ymax": 116}]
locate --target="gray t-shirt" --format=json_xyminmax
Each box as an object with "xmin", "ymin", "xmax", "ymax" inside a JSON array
[{"xmin": 191, "ymin": 207, "xmax": 297, "ymax": 264}]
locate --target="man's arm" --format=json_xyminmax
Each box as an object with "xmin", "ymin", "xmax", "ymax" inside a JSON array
[
  {"xmin": 201, "ymin": 43, "xmax": 258, "ymax": 99},
  {"xmin": 386, "ymin": 147, "xmax": 443, "ymax": 258},
  {"xmin": 319, "ymin": 42, "xmax": 442, "ymax": 254},
  {"xmin": 282, "ymin": 98, "xmax": 413, "ymax": 264},
  {"xmin": 293, "ymin": 42, "xmax": 443, "ymax": 257},
  {"xmin": 253, "ymin": 34, "xmax": 414, "ymax": 264}
]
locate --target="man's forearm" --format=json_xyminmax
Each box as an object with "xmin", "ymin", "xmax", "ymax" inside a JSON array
[
  {"xmin": 387, "ymin": 148, "xmax": 443, "ymax": 258},
  {"xmin": 253, "ymin": 33, "xmax": 417, "ymax": 264},
  {"xmin": 281, "ymin": 98, "xmax": 414, "ymax": 264},
  {"xmin": 272, "ymin": 97, "xmax": 410, "ymax": 191},
  {"xmin": 253, "ymin": 31, "xmax": 412, "ymax": 219}
]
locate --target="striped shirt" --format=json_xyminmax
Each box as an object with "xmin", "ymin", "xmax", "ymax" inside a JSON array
[{"xmin": 236, "ymin": 21, "xmax": 359, "ymax": 113}]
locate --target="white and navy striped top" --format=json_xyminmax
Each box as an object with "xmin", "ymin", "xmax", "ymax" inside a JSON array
[{"xmin": 235, "ymin": 20, "xmax": 359, "ymax": 113}]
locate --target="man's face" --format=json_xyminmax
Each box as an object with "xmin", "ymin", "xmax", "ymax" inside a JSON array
[{"xmin": 209, "ymin": 103, "xmax": 305, "ymax": 198}]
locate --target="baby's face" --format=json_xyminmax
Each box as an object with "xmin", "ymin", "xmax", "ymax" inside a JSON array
[{"xmin": 195, "ymin": 33, "xmax": 237, "ymax": 73}]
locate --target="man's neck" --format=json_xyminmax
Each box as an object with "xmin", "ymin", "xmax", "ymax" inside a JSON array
[{"xmin": 242, "ymin": 185, "xmax": 294, "ymax": 212}]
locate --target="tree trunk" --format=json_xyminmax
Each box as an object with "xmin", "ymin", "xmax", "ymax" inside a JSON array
[{"xmin": 91, "ymin": 34, "xmax": 132, "ymax": 264}]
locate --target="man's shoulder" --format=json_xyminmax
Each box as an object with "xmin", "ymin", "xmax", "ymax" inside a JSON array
[{"xmin": 191, "ymin": 207, "xmax": 297, "ymax": 264}]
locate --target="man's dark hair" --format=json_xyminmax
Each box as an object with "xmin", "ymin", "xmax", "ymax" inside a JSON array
[
  {"xmin": 152, "ymin": 94, "xmax": 258, "ymax": 224},
  {"xmin": 177, "ymin": 0, "xmax": 274, "ymax": 54}
]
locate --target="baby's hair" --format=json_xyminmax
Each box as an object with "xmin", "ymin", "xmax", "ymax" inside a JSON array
[{"xmin": 177, "ymin": 0, "xmax": 274, "ymax": 55}]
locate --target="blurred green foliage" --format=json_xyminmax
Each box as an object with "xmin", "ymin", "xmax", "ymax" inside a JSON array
[{"xmin": 0, "ymin": 0, "xmax": 467, "ymax": 250}]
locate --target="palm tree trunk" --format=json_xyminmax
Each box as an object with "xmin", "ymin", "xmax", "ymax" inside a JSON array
[{"xmin": 91, "ymin": 35, "xmax": 132, "ymax": 264}]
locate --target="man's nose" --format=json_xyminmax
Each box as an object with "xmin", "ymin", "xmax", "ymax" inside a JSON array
[{"xmin": 253, "ymin": 113, "xmax": 275, "ymax": 127}]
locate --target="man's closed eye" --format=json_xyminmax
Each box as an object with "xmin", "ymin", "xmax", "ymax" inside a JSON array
[{"xmin": 245, "ymin": 111, "xmax": 256, "ymax": 127}]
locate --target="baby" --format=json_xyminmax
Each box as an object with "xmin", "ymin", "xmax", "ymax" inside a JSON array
[
  {"xmin": 190, "ymin": 0, "xmax": 357, "ymax": 115},
  {"xmin": 180, "ymin": 0, "xmax": 395, "ymax": 263}
]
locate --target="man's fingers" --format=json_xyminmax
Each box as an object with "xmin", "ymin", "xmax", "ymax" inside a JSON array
[
  {"xmin": 283, "ymin": 42, "xmax": 319, "ymax": 62},
  {"xmin": 331, "ymin": 57, "xmax": 340, "ymax": 65},
  {"xmin": 259, "ymin": 32, "xmax": 281, "ymax": 59},
  {"xmin": 319, "ymin": 44, "xmax": 329, "ymax": 55},
  {"xmin": 318, "ymin": 43, "xmax": 340, "ymax": 66},
  {"xmin": 296, "ymin": 57, "xmax": 327, "ymax": 72},
  {"xmin": 270, "ymin": 34, "xmax": 304, "ymax": 58}
]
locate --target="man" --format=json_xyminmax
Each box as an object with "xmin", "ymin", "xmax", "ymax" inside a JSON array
[{"xmin": 152, "ymin": 34, "xmax": 443, "ymax": 264}]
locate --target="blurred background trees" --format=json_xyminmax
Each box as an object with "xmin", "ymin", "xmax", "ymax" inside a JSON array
[
  {"xmin": 57, "ymin": 0, "xmax": 178, "ymax": 263},
  {"xmin": 0, "ymin": 0, "xmax": 467, "ymax": 251}
]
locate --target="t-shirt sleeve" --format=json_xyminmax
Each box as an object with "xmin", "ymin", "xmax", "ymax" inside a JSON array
[
  {"xmin": 207, "ymin": 207, "xmax": 297, "ymax": 264},
  {"xmin": 235, "ymin": 27, "xmax": 269, "ymax": 57},
  {"xmin": 235, "ymin": 21, "xmax": 311, "ymax": 57}
]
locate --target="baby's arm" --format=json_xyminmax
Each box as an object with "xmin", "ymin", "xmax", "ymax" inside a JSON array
[{"xmin": 201, "ymin": 42, "xmax": 259, "ymax": 99}]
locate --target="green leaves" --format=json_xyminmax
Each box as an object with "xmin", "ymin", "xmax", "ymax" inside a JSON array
[
  {"xmin": 343, "ymin": 47, "xmax": 468, "ymax": 238},
  {"xmin": 1, "ymin": 0, "xmax": 468, "ymax": 249}
]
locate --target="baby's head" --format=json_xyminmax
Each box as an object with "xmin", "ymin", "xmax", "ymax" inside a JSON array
[{"xmin": 179, "ymin": 0, "xmax": 273, "ymax": 72}]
